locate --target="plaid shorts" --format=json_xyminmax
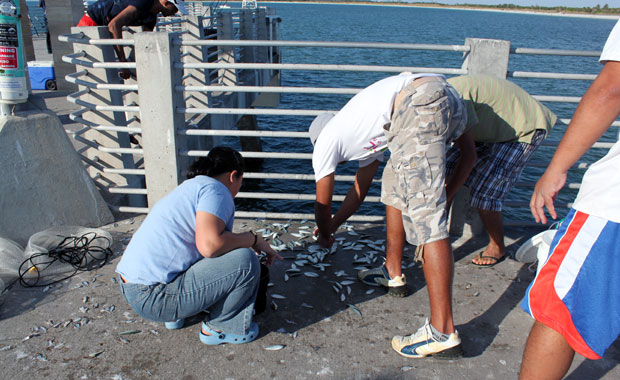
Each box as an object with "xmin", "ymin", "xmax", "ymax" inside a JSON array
[
  {"xmin": 381, "ymin": 76, "xmax": 467, "ymax": 247},
  {"xmin": 445, "ymin": 129, "xmax": 545, "ymax": 211}
]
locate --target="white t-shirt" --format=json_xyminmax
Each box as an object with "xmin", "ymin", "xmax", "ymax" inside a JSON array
[
  {"xmin": 312, "ymin": 73, "xmax": 442, "ymax": 181},
  {"xmin": 572, "ymin": 19, "xmax": 620, "ymax": 223}
]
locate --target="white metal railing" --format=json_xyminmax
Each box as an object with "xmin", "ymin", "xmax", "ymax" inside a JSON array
[{"xmin": 62, "ymin": 9, "xmax": 617, "ymax": 227}]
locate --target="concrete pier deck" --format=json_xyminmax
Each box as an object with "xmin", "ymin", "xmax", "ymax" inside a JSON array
[{"xmin": 1, "ymin": 38, "xmax": 619, "ymax": 380}]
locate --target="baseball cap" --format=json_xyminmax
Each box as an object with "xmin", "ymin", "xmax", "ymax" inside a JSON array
[
  {"xmin": 169, "ymin": 0, "xmax": 189, "ymax": 15},
  {"xmin": 308, "ymin": 112, "xmax": 335, "ymax": 146}
]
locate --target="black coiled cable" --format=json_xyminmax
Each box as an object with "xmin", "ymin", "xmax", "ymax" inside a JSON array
[{"xmin": 18, "ymin": 232, "xmax": 113, "ymax": 287}]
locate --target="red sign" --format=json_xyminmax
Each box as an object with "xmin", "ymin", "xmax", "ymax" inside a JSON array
[{"xmin": 0, "ymin": 47, "xmax": 17, "ymax": 69}]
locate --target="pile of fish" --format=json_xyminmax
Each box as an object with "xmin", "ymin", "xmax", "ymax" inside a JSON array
[{"xmin": 254, "ymin": 221, "xmax": 405, "ymax": 306}]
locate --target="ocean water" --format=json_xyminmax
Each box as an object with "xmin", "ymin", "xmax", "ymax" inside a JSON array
[
  {"xmin": 229, "ymin": 3, "xmax": 618, "ymax": 223},
  {"xmin": 33, "ymin": 1, "xmax": 617, "ymax": 222}
]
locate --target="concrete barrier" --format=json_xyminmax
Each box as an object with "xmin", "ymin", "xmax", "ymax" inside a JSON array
[{"xmin": 0, "ymin": 107, "xmax": 113, "ymax": 245}]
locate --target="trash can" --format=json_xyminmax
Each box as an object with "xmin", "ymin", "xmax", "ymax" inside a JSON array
[{"xmin": 27, "ymin": 61, "xmax": 56, "ymax": 90}]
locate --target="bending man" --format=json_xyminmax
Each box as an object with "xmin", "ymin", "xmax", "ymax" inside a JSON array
[
  {"xmin": 310, "ymin": 73, "xmax": 476, "ymax": 358},
  {"xmin": 446, "ymin": 74, "xmax": 557, "ymax": 267}
]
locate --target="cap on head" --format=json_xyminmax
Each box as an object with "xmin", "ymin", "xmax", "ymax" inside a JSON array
[
  {"xmin": 168, "ymin": 0, "xmax": 189, "ymax": 15},
  {"xmin": 309, "ymin": 112, "xmax": 335, "ymax": 146}
]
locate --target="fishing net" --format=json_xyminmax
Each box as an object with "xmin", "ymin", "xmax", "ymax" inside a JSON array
[
  {"xmin": 18, "ymin": 226, "xmax": 114, "ymax": 287},
  {"xmin": 0, "ymin": 237, "xmax": 26, "ymax": 295}
]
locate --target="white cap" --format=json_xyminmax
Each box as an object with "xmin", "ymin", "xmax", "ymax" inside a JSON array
[
  {"xmin": 308, "ymin": 112, "xmax": 335, "ymax": 146},
  {"xmin": 169, "ymin": 0, "xmax": 189, "ymax": 15}
]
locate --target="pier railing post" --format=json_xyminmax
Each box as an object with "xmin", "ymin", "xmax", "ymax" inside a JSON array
[
  {"xmin": 462, "ymin": 38, "xmax": 510, "ymax": 79},
  {"xmin": 71, "ymin": 26, "xmax": 144, "ymax": 206},
  {"xmin": 182, "ymin": 14, "xmax": 210, "ymax": 110},
  {"xmin": 236, "ymin": 9, "xmax": 263, "ymax": 161},
  {"xmin": 182, "ymin": 14, "xmax": 212, "ymax": 150},
  {"xmin": 135, "ymin": 32, "xmax": 187, "ymax": 208},
  {"xmin": 449, "ymin": 38, "xmax": 512, "ymax": 237}
]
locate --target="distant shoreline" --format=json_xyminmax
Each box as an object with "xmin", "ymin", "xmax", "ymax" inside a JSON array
[{"xmin": 262, "ymin": 1, "xmax": 620, "ymax": 20}]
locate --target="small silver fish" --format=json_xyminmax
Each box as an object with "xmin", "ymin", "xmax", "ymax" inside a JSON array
[
  {"xmin": 303, "ymin": 272, "xmax": 319, "ymax": 278},
  {"xmin": 339, "ymin": 280, "xmax": 355, "ymax": 286},
  {"xmin": 264, "ymin": 344, "xmax": 286, "ymax": 351},
  {"xmin": 365, "ymin": 289, "xmax": 375, "ymax": 295},
  {"xmin": 119, "ymin": 330, "xmax": 141, "ymax": 336},
  {"xmin": 348, "ymin": 304, "xmax": 362, "ymax": 318},
  {"xmin": 271, "ymin": 294, "xmax": 286, "ymax": 300}
]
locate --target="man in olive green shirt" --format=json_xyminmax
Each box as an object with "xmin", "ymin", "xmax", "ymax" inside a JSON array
[{"xmin": 446, "ymin": 74, "xmax": 557, "ymax": 267}]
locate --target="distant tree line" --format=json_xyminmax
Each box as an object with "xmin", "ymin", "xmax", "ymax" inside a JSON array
[
  {"xmin": 268, "ymin": 1, "xmax": 620, "ymax": 15},
  {"xmin": 494, "ymin": 3, "xmax": 619, "ymax": 14}
]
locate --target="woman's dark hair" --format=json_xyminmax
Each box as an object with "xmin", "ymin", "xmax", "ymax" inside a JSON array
[{"xmin": 187, "ymin": 146, "xmax": 244, "ymax": 179}]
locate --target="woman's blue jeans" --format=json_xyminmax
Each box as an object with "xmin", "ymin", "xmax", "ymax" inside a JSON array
[{"xmin": 119, "ymin": 248, "xmax": 260, "ymax": 335}]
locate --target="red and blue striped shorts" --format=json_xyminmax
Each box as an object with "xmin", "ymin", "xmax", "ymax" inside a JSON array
[{"xmin": 521, "ymin": 208, "xmax": 620, "ymax": 359}]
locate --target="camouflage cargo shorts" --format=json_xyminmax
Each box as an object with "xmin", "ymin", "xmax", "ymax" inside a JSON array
[{"xmin": 380, "ymin": 76, "xmax": 467, "ymax": 249}]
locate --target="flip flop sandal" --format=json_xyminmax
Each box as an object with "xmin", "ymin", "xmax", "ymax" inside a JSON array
[
  {"xmin": 472, "ymin": 253, "xmax": 506, "ymax": 267},
  {"xmin": 199, "ymin": 322, "xmax": 259, "ymax": 345}
]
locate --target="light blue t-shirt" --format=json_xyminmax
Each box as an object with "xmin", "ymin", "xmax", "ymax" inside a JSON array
[{"xmin": 116, "ymin": 176, "xmax": 235, "ymax": 285}]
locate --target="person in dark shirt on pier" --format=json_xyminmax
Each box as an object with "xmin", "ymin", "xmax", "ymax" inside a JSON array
[
  {"xmin": 76, "ymin": 0, "xmax": 188, "ymax": 79},
  {"xmin": 309, "ymin": 73, "xmax": 476, "ymax": 359}
]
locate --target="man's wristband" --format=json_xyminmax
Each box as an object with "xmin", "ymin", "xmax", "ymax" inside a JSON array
[{"xmin": 250, "ymin": 231, "xmax": 258, "ymax": 248}]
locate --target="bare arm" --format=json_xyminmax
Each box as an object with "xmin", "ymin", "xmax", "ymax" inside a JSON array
[
  {"xmin": 195, "ymin": 211, "xmax": 281, "ymax": 264},
  {"xmin": 445, "ymin": 129, "xmax": 476, "ymax": 203},
  {"xmin": 314, "ymin": 173, "xmax": 336, "ymax": 248},
  {"xmin": 330, "ymin": 160, "xmax": 380, "ymax": 233},
  {"xmin": 530, "ymin": 60, "xmax": 620, "ymax": 224},
  {"xmin": 107, "ymin": 6, "xmax": 137, "ymax": 79}
]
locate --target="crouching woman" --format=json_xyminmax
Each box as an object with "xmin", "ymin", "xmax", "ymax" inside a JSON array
[{"xmin": 116, "ymin": 146, "xmax": 281, "ymax": 344}]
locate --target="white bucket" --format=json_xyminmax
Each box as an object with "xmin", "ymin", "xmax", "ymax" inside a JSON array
[{"xmin": 515, "ymin": 230, "xmax": 557, "ymax": 273}]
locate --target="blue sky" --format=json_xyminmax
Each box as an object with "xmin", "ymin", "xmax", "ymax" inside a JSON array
[{"xmin": 436, "ymin": 1, "xmax": 620, "ymax": 7}]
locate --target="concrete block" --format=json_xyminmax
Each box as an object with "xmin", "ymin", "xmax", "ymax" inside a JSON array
[
  {"xmin": 0, "ymin": 111, "xmax": 114, "ymax": 245},
  {"xmin": 462, "ymin": 38, "xmax": 511, "ymax": 79}
]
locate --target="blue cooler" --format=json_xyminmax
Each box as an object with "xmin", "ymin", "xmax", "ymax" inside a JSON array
[{"xmin": 28, "ymin": 61, "xmax": 57, "ymax": 91}]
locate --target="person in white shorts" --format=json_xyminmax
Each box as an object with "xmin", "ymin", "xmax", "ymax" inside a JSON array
[{"xmin": 519, "ymin": 19, "xmax": 620, "ymax": 380}]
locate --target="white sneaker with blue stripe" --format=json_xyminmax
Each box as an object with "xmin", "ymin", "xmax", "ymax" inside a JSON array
[{"xmin": 392, "ymin": 319, "xmax": 463, "ymax": 359}]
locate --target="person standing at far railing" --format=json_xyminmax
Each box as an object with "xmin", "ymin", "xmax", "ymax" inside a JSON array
[
  {"xmin": 519, "ymin": 19, "xmax": 620, "ymax": 380},
  {"xmin": 76, "ymin": 0, "xmax": 188, "ymax": 79},
  {"xmin": 309, "ymin": 73, "xmax": 476, "ymax": 359}
]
